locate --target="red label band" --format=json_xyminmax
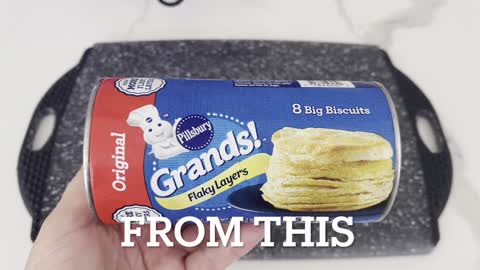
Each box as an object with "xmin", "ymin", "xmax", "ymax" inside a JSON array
[{"xmin": 89, "ymin": 78, "xmax": 155, "ymax": 223}]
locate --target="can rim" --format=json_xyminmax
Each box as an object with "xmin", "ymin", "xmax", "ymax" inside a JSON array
[
  {"xmin": 375, "ymin": 81, "xmax": 402, "ymax": 222},
  {"xmin": 83, "ymin": 78, "xmax": 104, "ymax": 222}
]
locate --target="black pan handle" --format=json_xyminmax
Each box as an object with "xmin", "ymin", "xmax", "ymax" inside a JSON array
[
  {"xmin": 17, "ymin": 49, "xmax": 90, "ymax": 240},
  {"xmin": 158, "ymin": 0, "xmax": 183, "ymax": 6},
  {"xmin": 390, "ymin": 63, "xmax": 453, "ymax": 219}
]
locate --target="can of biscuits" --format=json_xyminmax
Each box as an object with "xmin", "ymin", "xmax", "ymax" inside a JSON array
[{"xmin": 84, "ymin": 78, "xmax": 400, "ymax": 224}]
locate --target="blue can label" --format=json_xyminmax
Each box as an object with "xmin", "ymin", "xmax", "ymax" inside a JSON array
[{"xmin": 86, "ymin": 78, "xmax": 399, "ymax": 224}]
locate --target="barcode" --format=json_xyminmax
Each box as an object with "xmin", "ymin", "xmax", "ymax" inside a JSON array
[{"xmin": 297, "ymin": 80, "xmax": 355, "ymax": 88}]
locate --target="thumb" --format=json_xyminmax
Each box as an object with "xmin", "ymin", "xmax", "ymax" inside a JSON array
[{"xmin": 41, "ymin": 167, "xmax": 95, "ymax": 232}]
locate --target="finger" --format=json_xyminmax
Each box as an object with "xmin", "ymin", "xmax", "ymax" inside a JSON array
[
  {"xmin": 180, "ymin": 223, "xmax": 251, "ymax": 250},
  {"xmin": 135, "ymin": 223, "xmax": 190, "ymax": 270},
  {"xmin": 139, "ymin": 222, "xmax": 207, "ymax": 256},
  {"xmin": 174, "ymin": 222, "xmax": 209, "ymax": 253},
  {"xmin": 27, "ymin": 168, "xmax": 97, "ymax": 267},
  {"xmin": 185, "ymin": 223, "xmax": 264, "ymax": 270},
  {"xmin": 174, "ymin": 223, "xmax": 240, "ymax": 253}
]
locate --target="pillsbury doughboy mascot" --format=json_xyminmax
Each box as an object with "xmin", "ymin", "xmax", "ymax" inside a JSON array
[{"xmin": 127, "ymin": 105, "xmax": 188, "ymax": 159}]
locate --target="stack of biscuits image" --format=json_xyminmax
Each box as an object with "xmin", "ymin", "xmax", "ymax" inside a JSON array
[{"xmin": 261, "ymin": 127, "xmax": 394, "ymax": 211}]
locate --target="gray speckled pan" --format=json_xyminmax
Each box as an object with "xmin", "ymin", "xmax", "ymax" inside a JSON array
[{"xmin": 17, "ymin": 41, "xmax": 452, "ymax": 258}]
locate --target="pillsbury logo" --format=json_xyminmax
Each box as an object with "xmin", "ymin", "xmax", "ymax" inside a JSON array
[
  {"xmin": 115, "ymin": 78, "xmax": 166, "ymax": 96},
  {"xmin": 176, "ymin": 115, "xmax": 214, "ymax": 151}
]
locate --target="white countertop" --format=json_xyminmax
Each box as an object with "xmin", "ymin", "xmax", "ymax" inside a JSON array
[{"xmin": 1, "ymin": 0, "xmax": 479, "ymax": 269}]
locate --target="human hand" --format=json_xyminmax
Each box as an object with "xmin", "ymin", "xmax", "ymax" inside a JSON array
[{"xmin": 26, "ymin": 169, "xmax": 264, "ymax": 270}]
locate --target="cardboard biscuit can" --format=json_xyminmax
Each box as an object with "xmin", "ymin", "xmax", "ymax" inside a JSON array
[{"xmin": 84, "ymin": 78, "xmax": 401, "ymax": 224}]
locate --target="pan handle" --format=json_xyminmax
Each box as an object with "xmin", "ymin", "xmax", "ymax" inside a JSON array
[
  {"xmin": 388, "ymin": 58, "xmax": 453, "ymax": 220},
  {"xmin": 17, "ymin": 49, "xmax": 91, "ymax": 240}
]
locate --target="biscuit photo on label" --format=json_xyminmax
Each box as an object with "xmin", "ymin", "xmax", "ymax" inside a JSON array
[{"xmin": 261, "ymin": 127, "xmax": 394, "ymax": 212}]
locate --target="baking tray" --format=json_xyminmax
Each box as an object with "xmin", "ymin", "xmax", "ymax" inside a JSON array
[{"xmin": 17, "ymin": 41, "xmax": 452, "ymax": 258}]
